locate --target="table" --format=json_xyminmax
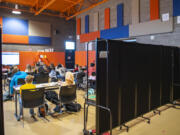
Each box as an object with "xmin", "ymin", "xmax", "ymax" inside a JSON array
[{"xmin": 13, "ymin": 82, "xmax": 61, "ymax": 121}]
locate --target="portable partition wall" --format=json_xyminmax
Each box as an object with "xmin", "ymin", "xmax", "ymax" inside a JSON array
[
  {"xmin": 0, "ymin": 26, "xmax": 4, "ymax": 135},
  {"xmin": 95, "ymin": 40, "xmax": 180, "ymax": 134}
]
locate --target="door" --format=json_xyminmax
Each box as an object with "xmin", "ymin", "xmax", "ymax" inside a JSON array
[
  {"xmin": 65, "ymin": 50, "xmax": 75, "ymax": 69},
  {"xmin": 65, "ymin": 41, "xmax": 75, "ymax": 69}
]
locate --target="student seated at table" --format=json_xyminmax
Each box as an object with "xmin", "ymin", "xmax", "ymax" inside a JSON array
[
  {"xmin": 2, "ymin": 65, "xmax": 8, "ymax": 73},
  {"xmin": 8, "ymin": 66, "xmax": 18, "ymax": 77},
  {"xmin": 56, "ymin": 64, "xmax": 66, "ymax": 81},
  {"xmin": 34, "ymin": 66, "xmax": 48, "ymax": 83},
  {"xmin": 43, "ymin": 64, "xmax": 50, "ymax": 73},
  {"xmin": 61, "ymin": 71, "xmax": 75, "ymax": 86},
  {"xmin": 45, "ymin": 72, "xmax": 75, "ymax": 113},
  {"xmin": 19, "ymin": 75, "xmax": 36, "ymax": 118},
  {"xmin": 76, "ymin": 67, "xmax": 85, "ymax": 88},
  {"xmin": 73, "ymin": 64, "xmax": 79, "ymax": 72},
  {"xmin": 10, "ymin": 67, "xmax": 27, "ymax": 97},
  {"xmin": 49, "ymin": 65, "xmax": 57, "ymax": 82},
  {"xmin": 25, "ymin": 64, "xmax": 34, "ymax": 74},
  {"xmin": 89, "ymin": 63, "xmax": 96, "ymax": 76}
]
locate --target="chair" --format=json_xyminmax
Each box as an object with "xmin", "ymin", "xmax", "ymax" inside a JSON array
[
  {"xmin": 76, "ymin": 72, "xmax": 85, "ymax": 89},
  {"xmin": 35, "ymin": 73, "xmax": 49, "ymax": 84},
  {"xmin": 27, "ymin": 72, "xmax": 34, "ymax": 75},
  {"xmin": 21, "ymin": 88, "xmax": 45, "ymax": 126},
  {"xmin": 17, "ymin": 78, "xmax": 26, "ymax": 85},
  {"xmin": 59, "ymin": 85, "xmax": 77, "ymax": 105}
]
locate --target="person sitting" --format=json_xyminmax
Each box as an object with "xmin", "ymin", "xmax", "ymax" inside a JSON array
[
  {"xmin": 61, "ymin": 71, "xmax": 75, "ymax": 86},
  {"xmin": 76, "ymin": 67, "xmax": 85, "ymax": 89},
  {"xmin": 89, "ymin": 63, "xmax": 96, "ymax": 76},
  {"xmin": 49, "ymin": 65, "xmax": 57, "ymax": 82},
  {"xmin": 25, "ymin": 64, "xmax": 33, "ymax": 75},
  {"xmin": 19, "ymin": 75, "xmax": 36, "ymax": 118},
  {"xmin": 43, "ymin": 64, "xmax": 50, "ymax": 73},
  {"xmin": 73, "ymin": 64, "xmax": 79, "ymax": 72},
  {"xmin": 34, "ymin": 66, "xmax": 48, "ymax": 84},
  {"xmin": 56, "ymin": 64, "xmax": 66, "ymax": 81},
  {"xmin": 2, "ymin": 65, "xmax": 8, "ymax": 73},
  {"xmin": 45, "ymin": 72, "xmax": 75, "ymax": 113},
  {"xmin": 10, "ymin": 67, "xmax": 27, "ymax": 97}
]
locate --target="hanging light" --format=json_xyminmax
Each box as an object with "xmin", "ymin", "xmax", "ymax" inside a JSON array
[{"xmin": 12, "ymin": 4, "xmax": 21, "ymax": 14}]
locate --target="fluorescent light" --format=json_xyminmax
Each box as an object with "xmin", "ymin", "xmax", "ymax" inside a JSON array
[
  {"xmin": 123, "ymin": 39, "xmax": 136, "ymax": 42},
  {"xmin": 12, "ymin": 10, "xmax": 21, "ymax": 14}
]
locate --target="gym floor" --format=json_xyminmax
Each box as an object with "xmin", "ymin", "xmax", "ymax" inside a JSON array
[{"xmin": 3, "ymin": 90, "xmax": 180, "ymax": 135}]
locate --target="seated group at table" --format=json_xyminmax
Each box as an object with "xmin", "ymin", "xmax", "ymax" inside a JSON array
[
  {"xmin": 4, "ymin": 62, "xmax": 85, "ymax": 118},
  {"xmin": 3, "ymin": 62, "xmax": 96, "ymax": 116}
]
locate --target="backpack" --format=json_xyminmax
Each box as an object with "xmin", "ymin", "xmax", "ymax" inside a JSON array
[
  {"xmin": 45, "ymin": 91, "xmax": 59, "ymax": 105},
  {"xmin": 65, "ymin": 103, "xmax": 81, "ymax": 112},
  {"xmin": 38, "ymin": 104, "xmax": 48, "ymax": 117}
]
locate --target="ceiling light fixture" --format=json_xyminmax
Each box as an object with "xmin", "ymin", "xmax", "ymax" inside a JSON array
[{"xmin": 12, "ymin": 4, "xmax": 21, "ymax": 14}]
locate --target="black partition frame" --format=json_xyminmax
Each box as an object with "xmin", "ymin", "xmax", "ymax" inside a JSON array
[
  {"xmin": 95, "ymin": 40, "xmax": 180, "ymax": 134},
  {"xmin": 0, "ymin": 26, "xmax": 4, "ymax": 135}
]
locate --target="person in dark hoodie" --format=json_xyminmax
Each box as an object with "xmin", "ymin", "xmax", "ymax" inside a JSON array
[{"xmin": 10, "ymin": 67, "xmax": 27, "ymax": 96}]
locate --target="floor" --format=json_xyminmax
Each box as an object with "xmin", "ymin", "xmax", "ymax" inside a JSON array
[{"xmin": 3, "ymin": 90, "xmax": 180, "ymax": 135}]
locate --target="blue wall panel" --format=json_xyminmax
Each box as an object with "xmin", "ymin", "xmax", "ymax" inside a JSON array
[
  {"xmin": 85, "ymin": 15, "xmax": 89, "ymax": 33},
  {"xmin": 173, "ymin": 0, "xmax": 180, "ymax": 16},
  {"xmin": 100, "ymin": 25, "xmax": 129, "ymax": 39},
  {"xmin": 3, "ymin": 17, "xmax": 28, "ymax": 35},
  {"xmin": 29, "ymin": 36, "xmax": 51, "ymax": 45},
  {"xmin": 117, "ymin": 4, "xmax": 123, "ymax": 27}
]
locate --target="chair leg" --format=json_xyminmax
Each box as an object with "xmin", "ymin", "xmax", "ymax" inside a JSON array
[{"xmin": 22, "ymin": 108, "xmax": 24, "ymax": 128}]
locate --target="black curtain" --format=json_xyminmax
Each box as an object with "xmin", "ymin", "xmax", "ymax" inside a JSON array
[
  {"xmin": 0, "ymin": 26, "xmax": 4, "ymax": 135},
  {"xmin": 96, "ymin": 40, "xmax": 176, "ymax": 134}
]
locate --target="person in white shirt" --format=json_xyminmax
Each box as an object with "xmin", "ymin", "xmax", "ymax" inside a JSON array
[{"xmin": 56, "ymin": 64, "xmax": 66, "ymax": 81}]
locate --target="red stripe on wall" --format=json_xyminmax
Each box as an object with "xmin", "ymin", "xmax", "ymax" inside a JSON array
[
  {"xmin": 80, "ymin": 31, "xmax": 100, "ymax": 43},
  {"xmin": 104, "ymin": 8, "xmax": 110, "ymax": 29},
  {"xmin": 76, "ymin": 18, "xmax": 81, "ymax": 35},
  {"xmin": 2, "ymin": 34, "xmax": 29, "ymax": 44},
  {"xmin": 150, "ymin": 0, "xmax": 159, "ymax": 20}
]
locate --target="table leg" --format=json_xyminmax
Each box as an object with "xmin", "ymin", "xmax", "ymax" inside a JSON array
[{"xmin": 14, "ymin": 91, "xmax": 20, "ymax": 121}]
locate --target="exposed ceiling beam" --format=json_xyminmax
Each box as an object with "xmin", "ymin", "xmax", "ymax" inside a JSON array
[
  {"xmin": 66, "ymin": 0, "xmax": 108, "ymax": 20},
  {"xmin": 32, "ymin": 0, "xmax": 39, "ymax": 7},
  {"xmin": 64, "ymin": 0, "xmax": 76, "ymax": 4},
  {"xmin": 62, "ymin": 0, "xmax": 83, "ymax": 13},
  {"xmin": 35, "ymin": 0, "xmax": 56, "ymax": 15}
]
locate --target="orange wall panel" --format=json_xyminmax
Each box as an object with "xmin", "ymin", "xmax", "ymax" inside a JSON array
[
  {"xmin": 2, "ymin": 34, "xmax": 29, "ymax": 44},
  {"xmin": 150, "ymin": 0, "xmax": 159, "ymax": 20},
  {"xmin": 80, "ymin": 31, "xmax": 100, "ymax": 43},
  {"xmin": 76, "ymin": 18, "xmax": 81, "ymax": 35},
  {"xmin": 0, "ymin": 16, "xmax": 2, "ymax": 27},
  {"xmin": 15, "ymin": 52, "xmax": 65, "ymax": 71},
  {"xmin": 75, "ymin": 51, "xmax": 87, "ymax": 66},
  {"xmin": 104, "ymin": 8, "xmax": 110, "ymax": 29},
  {"xmin": 75, "ymin": 51, "xmax": 96, "ymax": 67}
]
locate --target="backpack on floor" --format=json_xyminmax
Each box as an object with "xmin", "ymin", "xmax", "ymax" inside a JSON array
[
  {"xmin": 38, "ymin": 104, "xmax": 48, "ymax": 117},
  {"xmin": 65, "ymin": 103, "xmax": 81, "ymax": 112}
]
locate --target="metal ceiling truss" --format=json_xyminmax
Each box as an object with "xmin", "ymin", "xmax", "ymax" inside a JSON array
[
  {"xmin": 0, "ymin": 0, "xmax": 108, "ymax": 20},
  {"xmin": 60, "ymin": 0, "xmax": 84, "ymax": 18}
]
